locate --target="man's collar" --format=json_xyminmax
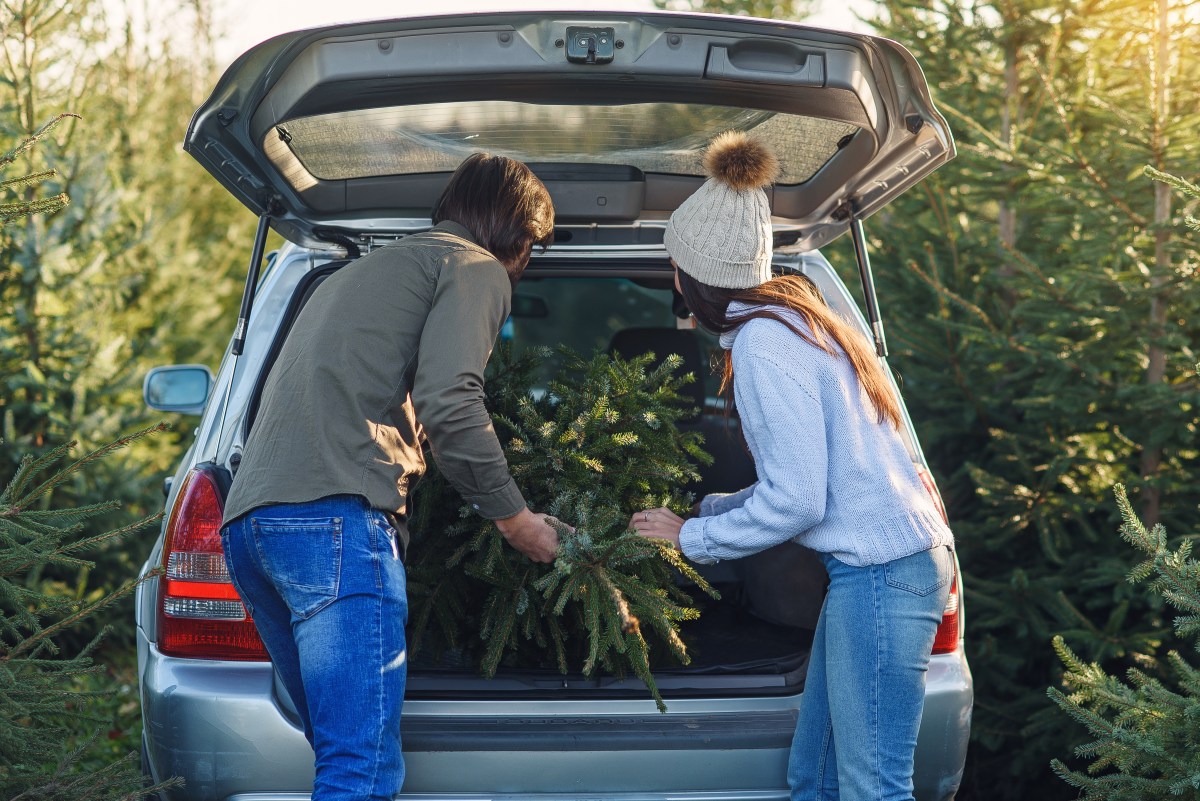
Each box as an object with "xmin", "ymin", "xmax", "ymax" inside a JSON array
[{"xmin": 432, "ymin": 220, "xmax": 479, "ymax": 247}]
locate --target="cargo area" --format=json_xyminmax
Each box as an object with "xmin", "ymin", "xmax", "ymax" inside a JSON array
[
  {"xmin": 403, "ymin": 269, "xmax": 828, "ymax": 700},
  {"xmin": 404, "ymin": 531, "xmax": 825, "ymax": 693}
]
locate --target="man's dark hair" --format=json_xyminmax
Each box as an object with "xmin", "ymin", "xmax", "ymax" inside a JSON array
[{"xmin": 432, "ymin": 153, "xmax": 555, "ymax": 284}]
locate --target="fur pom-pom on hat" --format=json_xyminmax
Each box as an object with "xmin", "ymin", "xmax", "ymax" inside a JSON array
[
  {"xmin": 663, "ymin": 131, "xmax": 780, "ymax": 290},
  {"xmin": 703, "ymin": 131, "xmax": 779, "ymax": 191}
]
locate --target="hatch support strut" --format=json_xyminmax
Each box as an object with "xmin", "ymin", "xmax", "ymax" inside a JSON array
[
  {"xmin": 849, "ymin": 216, "xmax": 888, "ymax": 358},
  {"xmin": 232, "ymin": 213, "xmax": 272, "ymax": 356},
  {"xmin": 214, "ymin": 212, "xmax": 272, "ymax": 467}
]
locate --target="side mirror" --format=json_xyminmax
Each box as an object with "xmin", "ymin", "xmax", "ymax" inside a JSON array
[
  {"xmin": 511, "ymin": 293, "xmax": 549, "ymax": 319},
  {"xmin": 144, "ymin": 365, "xmax": 213, "ymax": 415}
]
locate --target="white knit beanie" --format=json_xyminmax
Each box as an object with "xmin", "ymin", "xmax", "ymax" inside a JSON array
[{"xmin": 664, "ymin": 131, "xmax": 780, "ymax": 290}]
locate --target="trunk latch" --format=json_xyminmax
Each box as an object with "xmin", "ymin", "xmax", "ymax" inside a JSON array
[{"xmin": 566, "ymin": 27, "xmax": 615, "ymax": 64}]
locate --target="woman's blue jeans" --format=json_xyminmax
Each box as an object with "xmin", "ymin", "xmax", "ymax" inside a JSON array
[
  {"xmin": 221, "ymin": 494, "xmax": 408, "ymax": 801},
  {"xmin": 788, "ymin": 545, "xmax": 953, "ymax": 801}
]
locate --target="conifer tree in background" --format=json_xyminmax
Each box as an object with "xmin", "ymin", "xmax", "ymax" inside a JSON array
[
  {"xmin": 1, "ymin": 117, "xmax": 170, "ymax": 798},
  {"xmin": 821, "ymin": 3, "xmax": 1199, "ymax": 796},
  {"xmin": 0, "ymin": 425, "xmax": 171, "ymax": 800},
  {"xmin": 1045, "ymin": 167, "xmax": 1200, "ymax": 798},
  {"xmin": 408, "ymin": 346, "xmax": 717, "ymax": 712},
  {"xmin": 1, "ymin": 0, "xmax": 259, "ymax": 654},
  {"xmin": 1049, "ymin": 480, "xmax": 1200, "ymax": 798}
]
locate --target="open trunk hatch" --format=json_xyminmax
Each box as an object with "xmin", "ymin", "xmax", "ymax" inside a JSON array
[{"xmin": 186, "ymin": 11, "xmax": 953, "ymax": 252}]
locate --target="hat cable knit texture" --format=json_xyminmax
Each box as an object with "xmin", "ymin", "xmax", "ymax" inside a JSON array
[{"xmin": 665, "ymin": 131, "xmax": 780, "ymax": 290}]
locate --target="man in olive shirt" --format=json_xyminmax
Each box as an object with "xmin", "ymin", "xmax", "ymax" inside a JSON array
[{"xmin": 219, "ymin": 154, "xmax": 559, "ymax": 801}]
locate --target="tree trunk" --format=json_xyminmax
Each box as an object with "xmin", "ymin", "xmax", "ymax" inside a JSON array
[
  {"xmin": 997, "ymin": 39, "xmax": 1018, "ymax": 257},
  {"xmin": 15, "ymin": 6, "xmax": 45, "ymax": 445},
  {"xmin": 996, "ymin": 29, "xmax": 1020, "ymax": 310},
  {"xmin": 1139, "ymin": 0, "xmax": 1172, "ymax": 526}
]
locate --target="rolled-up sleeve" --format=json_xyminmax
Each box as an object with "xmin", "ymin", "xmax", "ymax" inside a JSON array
[{"xmin": 411, "ymin": 251, "xmax": 526, "ymax": 520}]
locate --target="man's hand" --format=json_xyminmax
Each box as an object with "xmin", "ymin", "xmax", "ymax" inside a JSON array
[{"xmin": 495, "ymin": 507, "xmax": 561, "ymax": 563}]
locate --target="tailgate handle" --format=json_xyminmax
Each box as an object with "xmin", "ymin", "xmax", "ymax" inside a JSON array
[{"xmin": 704, "ymin": 43, "xmax": 825, "ymax": 87}]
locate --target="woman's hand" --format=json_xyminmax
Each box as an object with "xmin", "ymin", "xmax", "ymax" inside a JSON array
[{"xmin": 629, "ymin": 507, "xmax": 685, "ymax": 550}]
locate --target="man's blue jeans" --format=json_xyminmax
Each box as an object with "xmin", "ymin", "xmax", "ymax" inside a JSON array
[
  {"xmin": 221, "ymin": 494, "xmax": 408, "ymax": 801},
  {"xmin": 788, "ymin": 545, "xmax": 953, "ymax": 801}
]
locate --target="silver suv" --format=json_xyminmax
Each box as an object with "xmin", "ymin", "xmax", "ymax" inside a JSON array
[{"xmin": 137, "ymin": 10, "xmax": 971, "ymax": 801}]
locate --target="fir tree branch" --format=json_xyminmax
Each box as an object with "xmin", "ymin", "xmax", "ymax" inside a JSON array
[
  {"xmin": 0, "ymin": 167, "xmax": 57, "ymax": 191},
  {"xmin": 58, "ymin": 511, "xmax": 162, "ymax": 555},
  {"xmin": 1144, "ymin": 166, "xmax": 1200, "ymax": 231},
  {"xmin": 1027, "ymin": 57, "xmax": 1147, "ymax": 227},
  {"xmin": 5, "ymin": 577, "xmax": 138, "ymax": 662},
  {"xmin": 0, "ymin": 113, "xmax": 81, "ymax": 171},
  {"xmin": 4, "ymin": 423, "xmax": 168, "ymax": 515}
]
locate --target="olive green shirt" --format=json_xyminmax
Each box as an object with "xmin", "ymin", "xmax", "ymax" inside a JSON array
[{"xmin": 222, "ymin": 221, "xmax": 527, "ymax": 528}]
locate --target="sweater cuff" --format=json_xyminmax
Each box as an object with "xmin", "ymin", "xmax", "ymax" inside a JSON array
[
  {"xmin": 464, "ymin": 477, "xmax": 527, "ymax": 521},
  {"xmin": 678, "ymin": 518, "xmax": 718, "ymax": 564}
]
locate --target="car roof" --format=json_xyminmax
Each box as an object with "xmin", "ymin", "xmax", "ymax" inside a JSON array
[{"xmin": 186, "ymin": 10, "xmax": 954, "ymax": 251}]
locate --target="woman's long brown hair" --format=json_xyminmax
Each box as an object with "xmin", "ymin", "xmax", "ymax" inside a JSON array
[{"xmin": 676, "ymin": 270, "xmax": 902, "ymax": 429}]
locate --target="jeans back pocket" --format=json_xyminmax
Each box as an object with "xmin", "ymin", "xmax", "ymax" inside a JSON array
[
  {"xmin": 251, "ymin": 517, "xmax": 343, "ymax": 619},
  {"xmin": 883, "ymin": 545, "xmax": 952, "ymax": 596}
]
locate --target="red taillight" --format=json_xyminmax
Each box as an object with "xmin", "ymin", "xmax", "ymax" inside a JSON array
[
  {"xmin": 916, "ymin": 465, "xmax": 948, "ymax": 526},
  {"xmin": 931, "ymin": 572, "xmax": 960, "ymax": 655},
  {"xmin": 157, "ymin": 468, "xmax": 269, "ymax": 661},
  {"xmin": 916, "ymin": 464, "xmax": 961, "ymax": 655}
]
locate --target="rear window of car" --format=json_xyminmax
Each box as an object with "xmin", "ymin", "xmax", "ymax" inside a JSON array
[
  {"xmin": 503, "ymin": 276, "xmax": 722, "ymax": 394},
  {"xmin": 266, "ymin": 102, "xmax": 859, "ymax": 187}
]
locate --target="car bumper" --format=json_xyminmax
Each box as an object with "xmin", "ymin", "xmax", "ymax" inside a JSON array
[
  {"xmin": 139, "ymin": 628, "xmax": 313, "ymax": 799},
  {"xmin": 139, "ymin": 629, "xmax": 971, "ymax": 801}
]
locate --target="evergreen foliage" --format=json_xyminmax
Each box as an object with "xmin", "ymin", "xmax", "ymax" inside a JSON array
[
  {"xmin": 1047, "ymin": 168, "xmax": 1200, "ymax": 798},
  {"xmin": 846, "ymin": 5, "xmax": 1200, "ymax": 796},
  {"xmin": 0, "ymin": 114, "xmax": 75, "ymax": 225},
  {"xmin": 1049, "ymin": 482, "xmax": 1200, "ymax": 798},
  {"xmin": 408, "ymin": 345, "xmax": 717, "ymax": 711},
  {"xmin": 1, "ymin": 0, "xmax": 257, "ymax": 653},
  {"xmin": 0, "ymin": 424, "xmax": 171, "ymax": 800},
  {"xmin": 657, "ymin": 0, "xmax": 815, "ymax": 18},
  {"xmin": 1144, "ymin": 167, "xmax": 1200, "ymax": 233}
]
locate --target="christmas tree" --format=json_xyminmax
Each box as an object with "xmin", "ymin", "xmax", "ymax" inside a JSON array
[
  {"xmin": 2, "ymin": 114, "xmax": 170, "ymax": 799},
  {"xmin": 1049, "ymin": 481, "xmax": 1200, "ymax": 798},
  {"xmin": 1, "ymin": 425, "xmax": 174, "ymax": 800},
  {"xmin": 408, "ymin": 345, "xmax": 718, "ymax": 711}
]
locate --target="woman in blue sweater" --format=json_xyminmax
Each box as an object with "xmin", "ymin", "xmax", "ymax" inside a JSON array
[{"xmin": 631, "ymin": 132, "xmax": 955, "ymax": 801}]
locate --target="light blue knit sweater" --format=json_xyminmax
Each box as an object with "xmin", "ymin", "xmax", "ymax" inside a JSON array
[{"xmin": 677, "ymin": 306, "xmax": 954, "ymax": 567}]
